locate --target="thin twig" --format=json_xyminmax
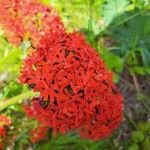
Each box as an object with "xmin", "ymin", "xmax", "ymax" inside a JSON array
[{"xmin": 131, "ymin": 72, "xmax": 141, "ymax": 93}]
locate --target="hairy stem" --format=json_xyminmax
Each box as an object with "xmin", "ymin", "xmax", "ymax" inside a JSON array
[{"xmin": 0, "ymin": 91, "xmax": 39, "ymax": 111}]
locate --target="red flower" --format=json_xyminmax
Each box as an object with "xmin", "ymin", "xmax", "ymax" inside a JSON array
[
  {"xmin": 0, "ymin": 0, "xmax": 64, "ymax": 47},
  {"xmin": 0, "ymin": 143, "xmax": 3, "ymax": 150},
  {"xmin": 0, "ymin": 114, "xmax": 11, "ymax": 149},
  {"xmin": 0, "ymin": 127, "xmax": 6, "ymax": 138},
  {"xmin": 0, "ymin": 114, "xmax": 11, "ymax": 127},
  {"xmin": 30, "ymin": 124, "xmax": 49, "ymax": 143},
  {"xmin": 20, "ymin": 31, "xmax": 123, "ymax": 140}
]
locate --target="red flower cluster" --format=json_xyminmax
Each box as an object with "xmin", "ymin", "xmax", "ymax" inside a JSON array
[
  {"xmin": 0, "ymin": 115, "xmax": 11, "ymax": 149},
  {"xmin": 0, "ymin": 0, "xmax": 64, "ymax": 47},
  {"xmin": 20, "ymin": 31, "xmax": 123, "ymax": 140},
  {"xmin": 30, "ymin": 124, "xmax": 48, "ymax": 143}
]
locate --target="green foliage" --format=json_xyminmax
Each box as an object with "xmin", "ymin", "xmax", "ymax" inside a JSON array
[
  {"xmin": 34, "ymin": 133, "xmax": 111, "ymax": 150},
  {"xmin": 128, "ymin": 0, "xmax": 150, "ymax": 10},
  {"xmin": 101, "ymin": 50, "xmax": 124, "ymax": 82},
  {"xmin": 128, "ymin": 122, "xmax": 150, "ymax": 150},
  {"xmin": 102, "ymin": 0, "xmax": 129, "ymax": 26},
  {"xmin": 103, "ymin": 10, "xmax": 150, "ymax": 75},
  {"xmin": 2, "ymin": 81, "xmax": 23, "ymax": 98},
  {"xmin": 142, "ymin": 137, "xmax": 150, "ymax": 150},
  {"xmin": 0, "ymin": 34, "xmax": 22, "ymax": 75},
  {"xmin": 0, "ymin": 0, "xmax": 150, "ymax": 149},
  {"xmin": 138, "ymin": 122, "xmax": 150, "ymax": 133},
  {"xmin": 52, "ymin": 0, "xmax": 104, "ymax": 32},
  {"xmin": 131, "ymin": 131, "xmax": 145, "ymax": 143},
  {"xmin": 102, "ymin": 51, "xmax": 124, "ymax": 72},
  {"xmin": 107, "ymin": 11, "xmax": 150, "ymax": 53},
  {"xmin": 40, "ymin": 0, "xmax": 50, "ymax": 5},
  {"xmin": 129, "ymin": 144, "xmax": 139, "ymax": 150}
]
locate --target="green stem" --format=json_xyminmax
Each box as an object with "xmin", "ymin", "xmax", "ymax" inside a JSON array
[
  {"xmin": 124, "ymin": 110, "xmax": 138, "ymax": 130},
  {"xmin": 0, "ymin": 91, "xmax": 39, "ymax": 111}
]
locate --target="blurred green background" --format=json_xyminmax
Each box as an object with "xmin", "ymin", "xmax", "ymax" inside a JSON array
[{"xmin": 0, "ymin": 0, "xmax": 150, "ymax": 149}]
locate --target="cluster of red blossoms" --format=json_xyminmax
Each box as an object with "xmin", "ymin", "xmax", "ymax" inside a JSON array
[
  {"xmin": 20, "ymin": 31, "xmax": 123, "ymax": 141},
  {"xmin": 0, "ymin": 0, "xmax": 123, "ymax": 142},
  {"xmin": 0, "ymin": 0, "xmax": 64, "ymax": 47},
  {"xmin": 30, "ymin": 124, "xmax": 48, "ymax": 143},
  {"xmin": 0, "ymin": 115, "xmax": 11, "ymax": 149}
]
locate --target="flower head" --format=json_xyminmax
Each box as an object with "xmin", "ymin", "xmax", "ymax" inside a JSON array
[
  {"xmin": 0, "ymin": 0, "xmax": 64, "ymax": 47},
  {"xmin": 20, "ymin": 31, "xmax": 123, "ymax": 140},
  {"xmin": 0, "ymin": 114, "xmax": 11, "ymax": 149},
  {"xmin": 0, "ymin": 115, "xmax": 11, "ymax": 127}
]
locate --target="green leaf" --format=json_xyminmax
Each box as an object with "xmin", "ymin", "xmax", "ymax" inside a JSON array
[
  {"xmin": 129, "ymin": 0, "xmax": 150, "ymax": 10},
  {"xmin": 0, "ymin": 47, "xmax": 21, "ymax": 74},
  {"xmin": 131, "ymin": 131, "xmax": 145, "ymax": 143},
  {"xmin": 129, "ymin": 144, "xmax": 139, "ymax": 150},
  {"xmin": 138, "ymin": 122, "xmax": 150, "ymax": 133},
  {"xmin": 0, "ymin": 34, "xmax": 22, "ymax": 75},
  {"xmin": 140, "ymin": 48, "xmax": 150, "ymax": 67},
  {"xmin": 130, "ymin": 66, "xmax": 146, "ymax": 75},
  {"xmin": 130, "ymin": 66, "xmax": 150, "ymax": 75},
  {"xmin": 102, "ymin": 0, "xmax": 128, "ymax": 26},
  {"xmin": 142, "ymin": 137, "xmax": 150, "ymax": 150},
  {"xmin": 104, "ymin": 10, "xmax": 150, "ymax": 60},
  {"xmin": 102, "ymin": 51, "xmax": 124, "ymax": 72},
  {"xmin": 5, "ymin": 81, "xmax": 23, "ymax": 98},
  {"xmin": 113, "ymin": 72, "xmax": 121, "ymax": 83}
]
